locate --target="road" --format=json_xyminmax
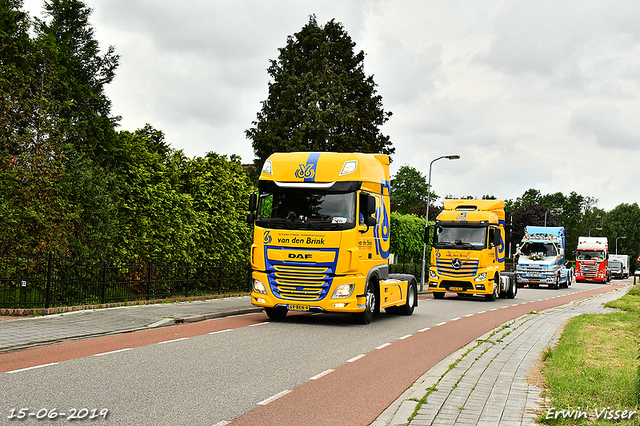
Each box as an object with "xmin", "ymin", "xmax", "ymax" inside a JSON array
[{"xmin": 0, "ymin": 281, "xmax": 625, "ymax": 425}]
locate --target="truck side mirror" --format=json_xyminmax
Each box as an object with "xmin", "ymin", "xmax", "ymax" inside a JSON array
[
  {"xmin": 424, "ymin": 225, "xmax": 431, "ymax": 244},
  {"xmin": 359, "ymin": 194, "xmax": 377, "ymax": 232},
  {"xmin": 247, "ymin": 193, "xmax": 257, "ymax": 224},
  {"xmin": 493, "ymin": 229, "xmax": 501, "ymax": 247},
  {"xmin": 365, "ymin": 194, "xmax": 376, "ymax": 215}
]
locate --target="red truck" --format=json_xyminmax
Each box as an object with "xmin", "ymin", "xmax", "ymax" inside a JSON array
[{"xmin": 575, "ymin": 236, "xmax": 610, "ymax": 283}]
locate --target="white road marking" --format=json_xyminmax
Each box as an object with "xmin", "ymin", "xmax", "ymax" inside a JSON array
[
  {"xmin": 310, "ymin": 369, "xmax": 334, "ymax": 380},
  {"xmin": 347, "ymin": 354, "xmax": 366, "ymax": 363},
  {"xmin": 258, "ymin": 389, "xmax": 291, "ymax": 405},
  {"xmin": 93, "ymin": 348, "xmax": 133, "ymax": 357},
  {"xmin": 157, "ymin": 337, "xmax": 189, "ymax": 344},
  {"xmin": 6, "ymin": 362, "xmax": 59, "ymax": 374}
]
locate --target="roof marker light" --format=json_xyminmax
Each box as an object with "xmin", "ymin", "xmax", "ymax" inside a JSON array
[
  {"xmin": 262, "ymin": 160, "xmax": 272, "ymax": 175},
  {"xmin": 340, "ymin": 160, "xmax": 358, "ymax": 176}
]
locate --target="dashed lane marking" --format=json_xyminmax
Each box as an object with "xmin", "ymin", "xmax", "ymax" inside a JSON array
[
  {"xmin": 93, "ymin": 348, "xmax": 133, "ymax": 357},
  {"xmin": 258, "ymin": 389, "xmax": 291, "ymax": 406},
  {"xmin": 347, "ymin": 354, "xmax": 366, "ymax": 363},
  {"xmin": 310, "ymin": 369, "xmax": 334, "ymax": 380},
  {"xmin": 6, "ymin": 362, "xmax": 59, "ymax": 374},
  {"xmin": 157, "ymin": 337, "xmax": 189, "ymax": 345}
]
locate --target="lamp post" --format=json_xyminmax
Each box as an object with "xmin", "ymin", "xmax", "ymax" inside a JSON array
[
  {"xmin": 420, "ymin": 155, "xmax": 460, "ymax": 291},
  {"xmin": 588, "ymin": 227, "xmax": 602, "ymax": 237},
  {"xmin": 616, "ymin": 236, "xmax": 626, "ymax": 254}
]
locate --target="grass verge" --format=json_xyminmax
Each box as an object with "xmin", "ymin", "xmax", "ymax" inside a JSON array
[{"xmin": 538, "ymin": 285, "xmax": 640, "ymax": 424}]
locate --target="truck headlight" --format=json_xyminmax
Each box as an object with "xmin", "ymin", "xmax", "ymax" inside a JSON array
[
  {"xmin": 429, "ymin": 270, "xmax": 438, "ymax": 280},
  {"xmin": 474, "ymin": 273, "xmax": 487, "ymax": 282},
  {"xmin": 253, "ymin": 279, "xmax": 268, "ymax": 295},
  {"xmin": 332, "ymin": 283, "xmax": 354, "ymax": 298}
]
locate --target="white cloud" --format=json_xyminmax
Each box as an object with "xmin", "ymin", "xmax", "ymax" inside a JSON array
[{"xmin": 20, "ymin": 0, "xmax": 640, "ymax": 210}]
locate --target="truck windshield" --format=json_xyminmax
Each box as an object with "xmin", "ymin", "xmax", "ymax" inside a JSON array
[
  {"xmin": 434, "ymin": 226, "xmax": 487, "ymax": 250},
  {"xmin": 577, "ymin": 250, "xmax": 605, "ymax": 261},
  {"xmin": 256, "ymin": 188, "xmax": 357, "ymax": 231},
  {"xmin": 521, "ymin": 242, "xmax": 557, "ymax": 257}
]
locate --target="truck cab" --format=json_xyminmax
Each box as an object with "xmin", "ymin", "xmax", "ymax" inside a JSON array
[
  {"xmin": 427, "ymin": 200, "xmax": 516, "ymax": 301},
  {"xmin": 247, "ymin": 152, "xmax": 417, "ymax": 324},
  {"xmin": 575, "ymin": 236, "xmax": 610, "ymax": 283},
  {"xmin": 515, "ymin": 226, "xmax": 570, "ymax": 289}
]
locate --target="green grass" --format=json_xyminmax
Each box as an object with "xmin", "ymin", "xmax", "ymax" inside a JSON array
[{"xmin": 538, "ymin": 286, "xmax": 640, "ymax": 424}]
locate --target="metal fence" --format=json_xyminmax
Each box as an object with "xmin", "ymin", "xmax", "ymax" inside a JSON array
[{"xmin": 0, "ymin": 253, "xmax": 252, "ymax": 309}]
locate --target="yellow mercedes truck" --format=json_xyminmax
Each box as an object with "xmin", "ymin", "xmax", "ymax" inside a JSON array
[
  {"xmin": 427, "ymin": 199, "xmax": 517, "ymax": 301},
  {"xmin": 247, "ymin": 152, "xmax": 417, "ymax": 324}
]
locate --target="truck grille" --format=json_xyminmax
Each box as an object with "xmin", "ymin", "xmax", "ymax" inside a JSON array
[
  {"xmin": 580, "ymin": 264, "xmax": 599, "ymax": 278},
  {"xmin": 436, "ymin": 259, "xmax": 479, "ymax": 278},
  {"xmin": 268, "ymin": 265, "xmax": 332, "ymax": 301}
]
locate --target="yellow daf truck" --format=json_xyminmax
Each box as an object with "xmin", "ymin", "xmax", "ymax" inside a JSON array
[
  {"xmin": 247, "ymin": 152, "xmax": 417, "ymax": 324},
  {"xmin": 427, "ymin": 199, "xmax": 517, "ymax": 301}
]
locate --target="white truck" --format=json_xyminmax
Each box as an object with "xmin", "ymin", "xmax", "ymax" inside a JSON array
[
  {"xmin": 608, "ymin": 254, "xmax": 629, "ymax": 279},
  {"xmin": 515, "ymin": 226, "xmax": 570, "ymax": 289}
]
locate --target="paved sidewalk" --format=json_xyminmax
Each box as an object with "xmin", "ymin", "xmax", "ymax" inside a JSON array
[
  {"xmin": 372, "ymin": 286, "xmax": 628, "ymax": 426},
  {"xmin": 0, "ymin": 296, "xmax": 260, "ymax": 353}
]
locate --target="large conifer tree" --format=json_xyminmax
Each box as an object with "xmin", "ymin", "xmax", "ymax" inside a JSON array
[{"xmin": 247, "ymin": 16, "xmax": 394, "ymax": 169}]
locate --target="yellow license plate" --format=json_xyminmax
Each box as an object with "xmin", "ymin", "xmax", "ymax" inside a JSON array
[
  {"xmin": 289, "ymin": 304, "xmax": 309, "ymax": 311},
  {"xmin": 450, "ymin": 287, "xmax": 463, "ymax": 291}
]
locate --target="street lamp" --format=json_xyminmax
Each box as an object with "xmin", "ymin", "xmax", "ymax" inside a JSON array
[
  {"xmin": 589, "ymin": 227, "xmax": 602, "ymax": 237},
  {"xmin": 420, "ymin": 155, "xmax": 460, "ymax": 291},
  {"xmin": 616, "ymin": 236, "xmax": 626, "ymax": 254}
]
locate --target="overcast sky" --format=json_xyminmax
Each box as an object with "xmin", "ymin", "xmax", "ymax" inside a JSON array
[{"xmin": 23, "ymin": 0, "xmax": 640, "ymax": 211}]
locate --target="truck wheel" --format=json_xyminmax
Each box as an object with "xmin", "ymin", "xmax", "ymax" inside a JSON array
[
  {"xmin": 485, "ymin": 274, "xmax": 499, "ymax": 301},
  {"xmin": 399, "ymin": 279, "xmax": 417, "ymax": 315},
  {"xmin": 353, "ymin": 283, "xmax": 376, "ymax": 324},
  {"xmin": 265, "ymin": 307, "xmax": 288, "ymax": 320},
  {"xmin": 506, "ymin": 278, "xmax": 517, "ymax": 299},
  {"xmin": 433, "ymin": 291, "xmax": 445, "ymax": 299}
]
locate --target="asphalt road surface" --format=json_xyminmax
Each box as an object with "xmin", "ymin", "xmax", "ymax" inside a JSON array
[{"xmin": 0, "ymin": 280, "xmax": 625, "ymax": 425}]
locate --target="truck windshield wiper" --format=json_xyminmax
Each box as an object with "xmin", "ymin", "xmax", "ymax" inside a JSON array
[
  {"xmin": 260, "ymin": 217, "xmax": 292, "ymax": 229},
  {"xmin": 435, "ymin": 242, "xmax": 456, "ymax": 248}
]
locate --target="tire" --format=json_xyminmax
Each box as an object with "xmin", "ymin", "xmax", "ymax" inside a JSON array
[
  {"xmin": 265, "ymin": 307, "xmax": 288, "ymax": 320},
  {"xmin": 433, "ymin": 291, "xmax": 445, "ymax": 299},
  {"xmin": 397, "ymin": 280, "xmax": 417, "ymax": 316},
  {"xmin": 353, "ymin": 282, "xmax": 376, "ymax": 324},
  {"xmin": 506, "ymin": 278, "xmax": 517, "ymax": 299},
  {"xmin": 485, "ymin": 274, "xmax": 499, "ymax": 301}
]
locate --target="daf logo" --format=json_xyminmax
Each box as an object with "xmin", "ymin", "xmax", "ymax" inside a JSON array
[
  {"xmin": 452, "ymin": 258, "xmax": 463, "ymax": 269},
  {"xmin": 288, "ymin": 253, "xmax": 312, "ymax": 259}
]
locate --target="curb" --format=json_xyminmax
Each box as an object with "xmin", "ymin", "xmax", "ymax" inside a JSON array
[{"xmin": 175, "ymin": 307, "xmax": 264, "ymax": 324}]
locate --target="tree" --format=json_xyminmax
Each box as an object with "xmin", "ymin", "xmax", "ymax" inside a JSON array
[
  {"xmin": 601, "ymin": 203, "xmax": 640, "ymax": 261},
  {"xmin": 389, "ymin": 212, "xmax": 424, "ymax": 264},
  {"xmin": 181, "ymin": 152, "xmax": 255, "ymax": 263},
  {"xmin": 391, "ymin": 165, "xmax": 435, "ymax": 216},
  {"xmin": 33, "ymin": 0, "xmax": 122, "ymax": 257},
  {"xmin": 246, "ymin": 15, "xmax": 393, "ymax": 171}
]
